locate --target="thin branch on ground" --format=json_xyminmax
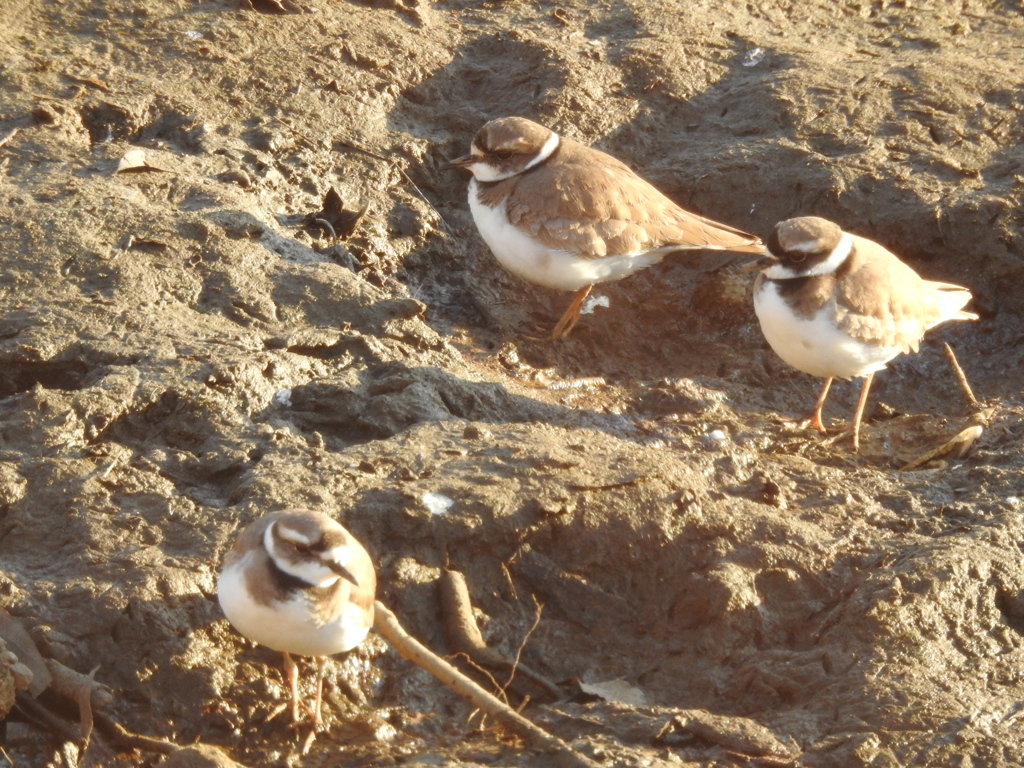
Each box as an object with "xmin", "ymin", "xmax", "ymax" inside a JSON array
[
  {"xmin": 501, "ymin": 595, "xmax": 544, "ymax": 696},
  {"xmin": 93, "ymin": 712, "xmax": 177, "ymax": 755},
  {"xmin": 440, "ymin": 569, "xmax": 562, "ymax": 699},
  {"xmin": 943, "ymin": 342, "xmax": 978, "ymax": 406},
  {"xmin": 374, "ymin": 600, "xmax": 600, "ymax": 768}
]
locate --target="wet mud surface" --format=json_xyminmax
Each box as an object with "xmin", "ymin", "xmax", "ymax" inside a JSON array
[{"xmin": 1, "ymin": 0, "xmax": 1024, "ymax": 766}]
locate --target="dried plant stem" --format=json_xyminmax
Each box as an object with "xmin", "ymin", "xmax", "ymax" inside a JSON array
[
  {"xmin": 440, "ymin": 569, "xmax": 562, "ymax": 699},
  {"xmin": 93, "ymin": 712, "xmax": 177, "ymax": 755},
  {"xmin": 501, "ymin": 597, "xmax": 544, "ymax": 696},
  {"xmin": 374, "ymin": 600, "xmax": 599, "ymax": 768},
  {"xmin": 944, "ymin": 343, "xmax": 977, "ymax": 406}
]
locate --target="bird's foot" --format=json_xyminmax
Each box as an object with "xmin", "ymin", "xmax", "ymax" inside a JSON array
[
  {"xmin": 264, "ymin": 700, "xmax": 290, "ymax": 724},
  {"xmin": 520, "ymin": 327, "xmax": 551, "ymax": 343},
  {"xmin": 264, "ymin": 697, "xmax": 311, "ymax": 724},
  {"xmin": 797, "ymin": 414, "xmax": 846, "ymax": 435},
  {"xmin": 548, "ymin": 286, "xmax": 591, "ymax": 341},
  {"xmin": 790, "ymin": 415, "xmax": 861, "ymax": 451},
  {"xmin": 288, "ymin": 709, "xmax": 325, "ymax": 755},
  {"xmin": 300, "ymin": 726, "xmax": 319, "ymax": 755},
  {"xmin": 815, "ymin": 425, "xmax": 865, "ymax": 453},
  {"xmin": 548, "ymin": 314, "xmax": 580, "ymax": 341}
]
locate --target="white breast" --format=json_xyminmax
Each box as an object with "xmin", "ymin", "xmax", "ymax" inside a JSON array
[
  {"xmin": 753, "ymin": 281, "xmax": 902, "ymax": 380},
  {"xmin": 217, "ymin": 553, "xmax": 370, "ymax": 658},
  {"xmin": 468, "ymin": 179, "xmax": 663, "ymax": 292}
]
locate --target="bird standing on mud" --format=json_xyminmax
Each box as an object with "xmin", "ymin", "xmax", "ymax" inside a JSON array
[
  {"xmin": 752, "ymin": 216, "xmax": 977, "ymax": 450},
  {"xmin": 444, "ymin": 116, "xmax": 762, "ymax": 339},
  {"xmin": 217, "ymin": 509, "xmax": 376, "ymax": 749}
]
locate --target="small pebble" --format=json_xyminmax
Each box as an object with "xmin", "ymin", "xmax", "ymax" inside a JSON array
[
  {"xmin": 742, "ymin": 47, "xmax": 766, "ymax": 66},
  {"xmin": 219, "ymin": 170, "xmax": 252, "ymax": 188},
  {"xmin": 463, "ymin": 424, "xmax": 491, "ymax": 440}
]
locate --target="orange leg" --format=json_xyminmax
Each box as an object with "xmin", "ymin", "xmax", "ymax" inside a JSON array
[
  {"xmin": 282, "ymin": 651, "xmax": 302, "ymax": 723},
  {"xmin": 550, "ymin": 285, "xmax": 592, "ymax": 341},
  {"xmin": 310, "ymin": 656, "xmax": 327, "ymax": 728},
  {"xmin": 281, "ymin": 653, "xmax": 330, "ymax": 753},
  {"xmin": 296, "ymin": 656, "xmax": 329, "ymax": 753},
  {"xmin": 849, "ymin": 371, "xmax": 875, "ymax": 453},
  {"xmin": 802, "ymin": 377, "xmax": 833, "ymax": 433}
]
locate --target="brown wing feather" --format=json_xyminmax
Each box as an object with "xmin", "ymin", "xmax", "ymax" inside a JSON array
[
  {"xmin": 835, "ymin": 235, "xmax": 975, "ymax": 351},
  {"xmin": 342, "ymin": 529, "xmax": 377, "ymax": 619},
  {"xmin": 222, "ymin": 514, "xmax": 277, "ymax": 570},
  {"xmin": 504, "ymin": 138, "xmax": 760, "ymax": 260}
]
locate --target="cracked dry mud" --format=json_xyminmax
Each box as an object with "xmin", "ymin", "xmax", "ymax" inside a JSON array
[{"xmin": 1, "ymin": 0, "xmax": 1024, "ymax": 766}]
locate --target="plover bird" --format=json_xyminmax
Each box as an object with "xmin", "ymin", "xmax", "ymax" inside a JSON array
[
  {"xmin": 753, "ymin": 216, "xmax": 977, "ymax": 450},
  {"xmin": 444, "ymin": 116, "xmax": 761, "ymax": 339},
  {"xmin": 217, "ymin": 509, "xmax": 376, "ymax": 743}
]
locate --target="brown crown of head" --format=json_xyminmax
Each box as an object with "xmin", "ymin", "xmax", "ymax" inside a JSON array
[
  {"xmin": 472, "ymin": 117, "xmax": 553, "ymax": 157},
  {"xmin": 443, "ymin": 116, "xmax": 557, "ymax": 175},
  {"xmin": 273, "ymin": 510, "xmax": 348, "ymax": 553},
  {"xmin": 270, "ymin": 510, "xmax": 365, "ymax": 584},
  {"xmin": 766, "ymin": 216, "xmax": 844, "ymax": 266}
]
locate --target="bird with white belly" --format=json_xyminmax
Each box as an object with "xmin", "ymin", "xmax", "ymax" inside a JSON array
[
  {"xmin": 444, "ymin": 116, "xmax": 762, "ymax": 339},
  {"xmin": 753, "ymin": 216, "xmax": 977, "ymax": 450},
  {"xmin": 217, "ymin": 509, "xmax": 376, "ymax": 748}
]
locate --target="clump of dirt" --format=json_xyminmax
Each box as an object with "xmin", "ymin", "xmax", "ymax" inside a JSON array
[{"xmin": 1, "ymin": 0, "xmax": 1023, "ymax": 767}]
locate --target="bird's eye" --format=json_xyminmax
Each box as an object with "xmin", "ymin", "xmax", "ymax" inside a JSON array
[
  {"xmin": 789, "ymin": 252, "xmax": 808, "ymax": 263},
  {"xmin": 494, "ymin": 149, "xmax": 514, "ymax": 160},
  {"xmin": 294, "ymin": 542, "xmax": 312, "ymax": 555}
]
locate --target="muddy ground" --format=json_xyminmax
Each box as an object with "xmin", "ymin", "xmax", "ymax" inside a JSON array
[{"xmin": 1, "ymin": 0, "xmax": 1024, "ymax": 766}]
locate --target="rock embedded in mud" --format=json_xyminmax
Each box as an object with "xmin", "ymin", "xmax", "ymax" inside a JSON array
[
  {"xmin": 0, "ymin": 462, "xmax": 28, "ymax": 507},
  {"xmin": 0, "ymin": 638, "xmax": 34, "ymax": 718},
  {"xmin": 159, "ymin": 744, "xmax": 249, "ymax": 768},
  {"xmin": 657, "ymin": 708, "xmax": 798, "ymax": 759}
]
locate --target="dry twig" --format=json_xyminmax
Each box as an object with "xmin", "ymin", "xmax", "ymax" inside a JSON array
[
  {"xmin": 93, "ymin": 711, "xmax": 177, "ymax": 755},
  {"xmin": 943, "ymin": 342, "xmax": 977, "ymax": 406},
  {"xmin": 452, "ymin": 652, "xmax": 508, "ymax": 704},
  {"xmin": 373, "ymin": 600, "xmax": 599, "ymax": 768},
  {"xmin": 501, "ymin": 597, "xmax": 544, "ymax": 696},
  {"xmin": 899, "ymin": 424, "xmax": 984, "ymax": 471},
  {"xmin": 440, "ymin": 569, "xmax": 562, "ymax": 700}
]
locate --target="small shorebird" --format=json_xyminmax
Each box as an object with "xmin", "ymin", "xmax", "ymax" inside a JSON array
[
  {"xmin": 444, "ymin": 116, "xmax": 761, "ymax": 339},
  {"xmin": 217, "ymin": 509, "xmax": 375, "ymax": 747},
  {"xmin": 753, "ymin": 216, "xmax": 977, "ymax": 450}
]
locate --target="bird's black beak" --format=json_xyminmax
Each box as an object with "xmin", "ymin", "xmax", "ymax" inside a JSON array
[
  {"xmin": 327, "ymin": 560, "xmax": 359, "ymax": 586},
  {"xmin": 739, "ymin": 252, "xmax": 777, "ymax": 274},
  {"xmin": 440, "ymin": 154, "xmax": 474, "ymax": 172}
]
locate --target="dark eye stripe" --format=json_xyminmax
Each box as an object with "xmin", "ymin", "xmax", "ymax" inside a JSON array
[
  {"xmin": 765, "ymin": 227, "xmax": 783, "ymax": 257},
  {"xmin": 767, "ymin": 229, "xmax": 830, "ymax": 262},
  {"xmin": 285, "ymin": 536, "xmax": 326, "ymax": 555}
]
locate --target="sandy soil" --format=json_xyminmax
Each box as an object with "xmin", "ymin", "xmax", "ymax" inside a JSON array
[{"xmin": 1, "ymin": 0, "xmax": 1023, "ymax": 766}]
